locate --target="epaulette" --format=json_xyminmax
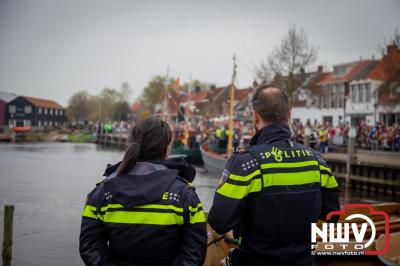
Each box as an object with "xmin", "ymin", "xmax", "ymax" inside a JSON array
[
  {"xmin": 95, "ymin": 178, "xmax": 107, "ymax": 187},
  {"xmin": 177, "ymin": 176, "xmax": 197, "ymax": 191},
  {"xmin": 234, "ymin": 148, "xmax": 247, "ymax": 154}
]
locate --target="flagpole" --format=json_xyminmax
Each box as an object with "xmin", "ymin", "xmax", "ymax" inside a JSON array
[{"xmin": 227, "ymin": 54, "xmax": 237, "ymax": 156}]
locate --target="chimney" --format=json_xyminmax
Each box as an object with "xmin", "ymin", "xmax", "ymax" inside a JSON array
[{"xmin": 317, "ymin": 65, "xmax": 323, "ymax": 73}]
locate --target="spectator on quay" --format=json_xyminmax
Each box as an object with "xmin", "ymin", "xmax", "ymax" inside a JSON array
[{"xmin": 319, "ymin": 125, "xmax": 328, "ymax": 153}]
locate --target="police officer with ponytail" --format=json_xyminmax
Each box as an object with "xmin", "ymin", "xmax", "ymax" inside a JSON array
[
  {"xmin": 80, "ymin": 118, "xmax": 207, "ymax": 266},
  {"xmin": 208, "ymin": 86, "xmax": 340, "ymax": 266}
]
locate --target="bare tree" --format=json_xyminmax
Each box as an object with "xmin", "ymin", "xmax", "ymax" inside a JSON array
[
  {"xmin": 255, "ymin": 62, "xmax": 273, "ymax": 85},
  {"xmin": 377, "ymin": 27, "xmax": 400, "ymax": 56},
  {"xmin": 257, "ymin": 25, "xmax": 318, "ymax": 94},
  {"xmin": 268, "ymin": 25, "xmax": 318, "ymax": 75}
]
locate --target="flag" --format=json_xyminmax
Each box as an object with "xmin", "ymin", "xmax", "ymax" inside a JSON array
[{"xmin": 171, "ymin": 78, "xmax": 180, "ymax": 90}]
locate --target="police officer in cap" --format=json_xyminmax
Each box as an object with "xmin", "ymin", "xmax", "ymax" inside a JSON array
[{"xmin": 208, "ymin": 86, "xmax": 340, "ymax": 266}]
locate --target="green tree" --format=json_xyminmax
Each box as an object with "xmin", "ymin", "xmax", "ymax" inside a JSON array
[
  {"xmin": 140, "ymin": 75, "xmax": 167, "ymax": 112},
  {"xmin": 67, "ymin": 90, "xmax": 91, "ymax": 123}
]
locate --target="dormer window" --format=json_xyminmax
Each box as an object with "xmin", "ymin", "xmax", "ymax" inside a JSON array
[{"xmin": 334, "ymin": 66, "xmax": 347, "ymax": 76}]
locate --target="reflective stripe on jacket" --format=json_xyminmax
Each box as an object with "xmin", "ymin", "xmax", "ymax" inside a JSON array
[
  {"xmin": 79, "ymin": 160, "xmax": 207, "ymax": 266},
  {"xmin": 208, "ymin": 123, "xmax": 340, "ymax": 266}
]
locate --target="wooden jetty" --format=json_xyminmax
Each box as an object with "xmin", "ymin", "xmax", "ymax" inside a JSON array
[
  {"xmin": 324, "ymin": 151, "xmax": 400, "ymax": 197},
  {"xmin": 97, "ymin": 131, "xmax": 400, "ymax": 197},
  {"xmin": 96, "ymin": 133, "xmax": 129, "ymax": 148}
]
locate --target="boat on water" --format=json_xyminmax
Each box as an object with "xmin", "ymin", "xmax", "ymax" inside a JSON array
[
  {"xmin": 200, "ymin": 142, "xmax": 228, "ymax": 177},
  {"xmin": 200, "ymin": 55, "xmax": 237, "ymax": 177},
  {"xmin": 170, "ymin": 139, "xmax": 203, "ymax": 164},
  {"xmin": 12, "ymin": 126, "xmax": 31, "ymax": 133}
]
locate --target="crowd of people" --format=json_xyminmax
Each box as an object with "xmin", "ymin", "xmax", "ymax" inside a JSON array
[
  {"xmin": 291, "ymin": 120, "xmax": 400, "ymax": 152},
  {"xmin": 94, "ymin": 118, "xmax": 400, "ymax": 153}
]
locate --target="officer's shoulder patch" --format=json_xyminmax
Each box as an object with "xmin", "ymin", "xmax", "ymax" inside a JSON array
[{"xmin": 220, "ymin": 169, "xmax": 230, "ymax": 184}]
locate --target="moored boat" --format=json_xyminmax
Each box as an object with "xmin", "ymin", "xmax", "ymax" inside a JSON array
[
  {"xmin": 12, "ymin": 126, "xmax": 31, "ymax": 133},
  {"xmin": 200, "ymin": 142, "xmax": 228, "ymax": 177},
  {"xmin": 200, "ymin": 55, "xmax": 237, "ymax": 177},
  {"xmin": 204, "ymin": 202, "xmax": 400, "ymax": 266},
  {"xmin": 170, "ymin": 139, "xmax": 203, "ymax": 164}
]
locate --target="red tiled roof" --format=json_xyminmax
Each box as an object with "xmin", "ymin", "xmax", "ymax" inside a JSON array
[
  {"xmin": 308, "ymin": 72, "xmax": 331, "ymax": 94},
  {"xmin": 367, "ymin": 47, "xmax": 400, "ymax": 81},
  {"xmin": 291, "ymin": 99, "xmax": 306, "ymax": 107},
  {"xmin": 319, "ymin": 60, "xmax": 377, "ymax": 84},
  {"xmin": 190, "ymin": 91, "xmax": 208, "ymax": 101},
  {"xmin": 179, "ymin": 90, "xmax": 209, "ymax": 102},
  {"xmin": 24, "ymin": 96, "xmax": 64, "ymax": 109},
  {"xmin": 235, "ymin": 87, "xmax": 253, "ymax": 101},
  {"xmin": 367, "ymin": 62, "xmax": 387, "ymax": 80}
]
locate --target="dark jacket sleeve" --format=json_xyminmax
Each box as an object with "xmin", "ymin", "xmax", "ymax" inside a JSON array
[
  {"xmin": 208, "ymin": 152, "xmax": 261, "ymax": 234},
  {"xmin": 79, "ymin": 183, "xmax": 116, "ymax": 266},
  {"xmin": 173, "ymin": 187, "xmax": 207, "ymax": 266},
  {"xmin": 317, "ymin": 155, "xmax": 341, "ymax": 222}
]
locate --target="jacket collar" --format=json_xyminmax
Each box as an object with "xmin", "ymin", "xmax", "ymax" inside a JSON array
[
  {"xmin": 103, "ymin": 158, "xmax": 196, "ymax": 183},
  {"xmin": 250, "ymin": 123, "xmax": 292, "ymax": 146}
]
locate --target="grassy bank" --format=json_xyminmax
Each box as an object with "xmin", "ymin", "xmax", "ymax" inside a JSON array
[
  {"xmin": 26, "ymin": 133, "xmax": 46, "ymax": 142},
  {"xmin": 67, "ymin": 132, "xmax": 95, "ymax": 143}
]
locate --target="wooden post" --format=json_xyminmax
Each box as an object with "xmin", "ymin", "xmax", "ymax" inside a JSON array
[
  {"xmin": 346, "ymin": 128, "xmax": 357, "ymax": 189},
  {"xmin": 304, "ymin": 127, "xmax": 311, "ymax": 147},
  {"xmin": 2, "ymin": 205, "xmax": 14, "ymax": 266}
]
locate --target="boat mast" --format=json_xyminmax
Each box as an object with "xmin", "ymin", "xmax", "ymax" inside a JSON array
[
  {"xmin": 162, "ymin": 66, "xmax": 170, "ymax": 123},
  {"xmin": 183, "ymin": 74, "xmax": 192, "ymax": 147},
  {"xmin": 226, "ymin": 54, "xmax": 237, "ymax": 156}
]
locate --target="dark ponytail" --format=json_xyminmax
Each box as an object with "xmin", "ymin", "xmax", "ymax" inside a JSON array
[{"xmin": 117, "ymin": 117, "xmax": 172, "ymax": 176}]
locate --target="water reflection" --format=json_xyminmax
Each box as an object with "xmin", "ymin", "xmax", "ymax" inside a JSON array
[{"xmin": 0, "ymin": 142, "xmax": 396, "ymax": 266}]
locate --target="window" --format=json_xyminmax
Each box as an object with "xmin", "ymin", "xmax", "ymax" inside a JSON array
[
  {"xmin": 60, "ymin": 110, "xmax": 63, "ymax": 116},
  {"xmin": 49, "ymin": 109, "xmax": 53, "ymax": 115},
  {"xmin": 330, "ymin": 86, "xmax": 335, "ymax": 108},
  {"xmin": 334, "ymin": 66, "xmax": 346, "ymax": 76},
  {"xmin": 9, "ymin": 105, "xmax": 16, "ymax": 113},
  {"xmin": 55, "ymin": 109, "xmax": 58, "ymax": 116},
  {"xmin": 38, "ymin": 120, "xmax": 42, "ymax": 127},
  {"xmin": 44, "ymin": 108, "xmax": 48, "ymax": 115},
  {"xmin": 389, "ymin": 82, "xmax": 399, "ymax": 98},
  {"xmin": 365, "ymin": 83, "xmax": 371, "ymax": 103},
  {"xmin": 358, "ymin": 84, "xmax": 365, "ymax": 103},
  {"xmin": 351, "ymin": 85, "xmax": 357, "ymax": 103},
  {"xmin": 338, "ymin": 85, "xmax": 344, "ymax": 108},
  {"xmin": 38, "ymin": 107, "xmax": 42, "ymax": 114},
  {"xmin": 25, "ymin": 106, "xmax": 32, "ymax": 114}
]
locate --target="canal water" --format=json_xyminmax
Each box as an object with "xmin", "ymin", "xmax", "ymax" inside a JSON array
[{"xmin": 0, "ymin": 142, "xmax": 395, "ymax": 266}]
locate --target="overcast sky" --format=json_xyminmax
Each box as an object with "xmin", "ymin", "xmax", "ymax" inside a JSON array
[{"xmin": 0, "ymin": 0, "xmax": 399, "ymax": 106}]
